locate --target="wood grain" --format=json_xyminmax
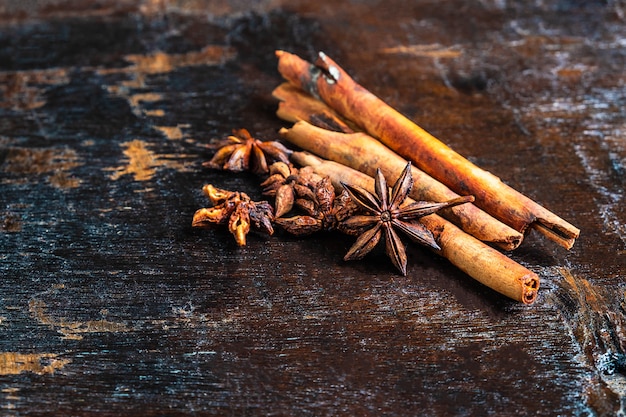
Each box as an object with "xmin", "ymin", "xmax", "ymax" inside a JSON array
[{"xmin": 1, "ymin": 1, "xmax": 625, "ymax": 415}]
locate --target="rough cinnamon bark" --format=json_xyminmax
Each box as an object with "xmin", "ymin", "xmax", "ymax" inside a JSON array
[
  {"xmin": 291, "ymin": 151, "xmax": 539, "ymax": 304},
  {"xmin": 273, "ymin": 83, "xmax": 355, "ymax": 133},
  {"xmin": 276, "ymin": 50, "xmax": 580, "ymax": 249},
  {"xmin": 280, "ymin": 121, "xmax": 524, "ymax": 250}
]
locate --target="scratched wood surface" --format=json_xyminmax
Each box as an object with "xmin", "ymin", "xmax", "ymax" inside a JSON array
[{"xmin": 1, "ymin": 1, "xmax": 625, "ymax": 415}]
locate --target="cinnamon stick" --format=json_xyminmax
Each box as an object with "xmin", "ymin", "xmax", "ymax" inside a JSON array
[
  {"xmin": 292, "ymin": 151, "xmax": 539, "ymax": 304},
  {"xmin": 280, "ymin": 121, "xmax": 523, "ymax": 250},
  {"xmin": 273, "ymin": 83, "xmax": 355, "ymax": 133},
  {"xmin": 276, "ymin": 50, "xmax": 580, "ymax": 249}
]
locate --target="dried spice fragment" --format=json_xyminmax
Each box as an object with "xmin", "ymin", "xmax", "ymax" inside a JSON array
[
  {"xmin": 204, "ymin": 128, "xmax": 291, "ymax": 175},
  {"xmin": 260, "ymin": 162, "xmax": 300, "ymax": 217},
  {"xmin": 192, "ymin": 184, "xmax": 274, "ymax": 246}
]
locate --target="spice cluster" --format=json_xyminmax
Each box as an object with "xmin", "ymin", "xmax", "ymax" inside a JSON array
[
  {"xmin": 193, "ymin": 129, "xmax": 467, "ymax": 276},
  {"xmin": 191, "ymin": 50, "xmax": 581, "ymax": 304}
]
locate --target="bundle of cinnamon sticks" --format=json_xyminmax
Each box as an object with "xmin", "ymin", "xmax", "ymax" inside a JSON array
[{"xmin": 272, "ymin": 50, "xmax": 580, "ymax": 304}]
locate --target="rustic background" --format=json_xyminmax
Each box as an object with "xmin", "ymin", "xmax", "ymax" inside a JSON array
[{"xmin": 1, "ymin": 0, "xmax": 625, "ymax": 415}]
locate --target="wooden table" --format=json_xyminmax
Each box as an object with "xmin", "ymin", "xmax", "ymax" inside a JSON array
[{"xmin": 1, "ymin": 1, "xmax": 625, "ymax": 415}]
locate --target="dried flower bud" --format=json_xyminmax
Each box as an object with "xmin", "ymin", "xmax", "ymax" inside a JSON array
[
  {"xmin": 260, "ymin": 173, "xmax": 287, "ymax": 195},
  {"xmin": 295, "ymin": 198, "xmax": 316, "ymax": 216},
  {"xmin": 192, "ymin": 207, "xmax": 230, "ymax": 226},
  {"xmin": 293, "ymin": 184, "xmax": 316, "ymax": 201},
  {"xmin": 314, "ymin": 177, "xmax": 335, "ymax": 214},
  {"xmin": 275, "ymin": 216, "xmax": 322, "ymax": 236},
  {"xmin": 268, "ymin": 161, "xmax": 293, "ymax": 178},
  {"xmin": 202, "ymin": 184, "xmax": 232, "ymax": 205},
  {"xmin": 274, "ymin": 184, "xmax": 296, "ymax": 218},
  {"xmin": 228, "ymin": 204, "xmax": 251, "ymax": 246},
  {"xmin": 248, "ymin": 201, "xmax": 275, "ymax": 236}
]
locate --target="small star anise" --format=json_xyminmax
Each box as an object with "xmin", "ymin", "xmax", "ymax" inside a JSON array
[
  {"xmin": 192, "ymin": 184, "xmax": 274, "ymax": 246},
  {"xmin": 341, "ymin": 163, "xmax": 473, "ymax": 276},
  {"xmin": 204, "ymin": 128, "xmax": 291, "ymax": 175}
]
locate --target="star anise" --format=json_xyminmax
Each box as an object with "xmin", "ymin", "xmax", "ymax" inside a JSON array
[
  {"xmin": 273, "ymin": 171, "xmax": 358, "ymax": 235},
  {"xmin": 192, "ymin": 184, "xmax": 274, "ymax": 246},
  {"xmin": 204, "ymin": 128, "xmax": 291, "ymax": 175},
  {"xmin": 341, "ymin": 163, "xmax": 473, "ymax": 276}
]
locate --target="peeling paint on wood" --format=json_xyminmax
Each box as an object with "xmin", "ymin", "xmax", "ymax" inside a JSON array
[
  {"xmin": 105, "ymin": 139, "xmax": 194, "ymax": 181},
  {"xmin": 0, "ymin": 352, "xmax": 70, "ymax": 375},
  {"xmin": 0, "ymin": 1, "xmax": 625, "ymax": 415}
]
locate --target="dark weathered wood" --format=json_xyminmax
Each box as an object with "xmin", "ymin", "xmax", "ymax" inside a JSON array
[{"xmin": 1, "ymin": 1, "xmax": 625, "ymax": 415}]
